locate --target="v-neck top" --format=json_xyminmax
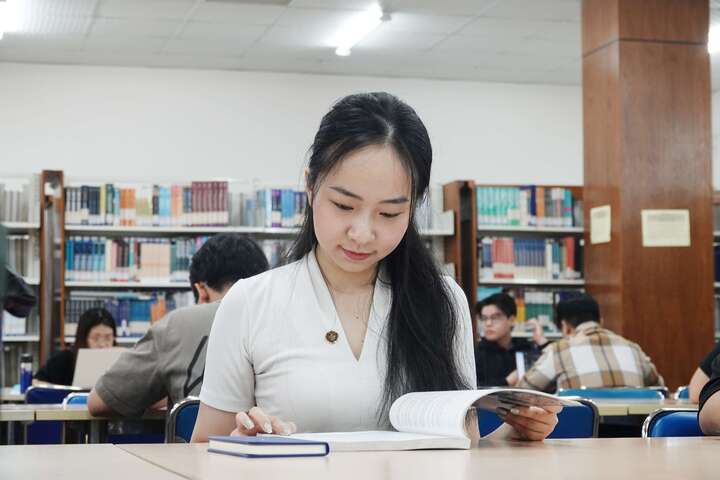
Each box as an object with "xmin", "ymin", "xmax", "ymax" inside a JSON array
[{"xmin": 200, "ymin": 250, "xmax": 476, "ymax": 433}]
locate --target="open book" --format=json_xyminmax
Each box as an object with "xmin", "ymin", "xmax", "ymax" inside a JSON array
[{"xmin": 273, "ymin": 389, "xmax": 578, "ymax": 452}]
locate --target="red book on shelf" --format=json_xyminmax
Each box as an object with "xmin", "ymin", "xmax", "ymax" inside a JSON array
[{"xmin": 564, "ymin": 237, "xmax": 576, "ymax": 276}]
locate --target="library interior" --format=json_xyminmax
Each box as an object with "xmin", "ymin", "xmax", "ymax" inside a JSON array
[{"xmin": 1, "ymin": 0, "xmax": 719, "ymax": 478}]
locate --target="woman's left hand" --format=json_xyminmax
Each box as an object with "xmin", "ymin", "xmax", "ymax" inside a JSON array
[{"xmin": 497, "ymin": 404, "xmax": 561, "ymax": 441}]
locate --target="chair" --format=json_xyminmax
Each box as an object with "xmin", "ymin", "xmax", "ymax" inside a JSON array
[
  {"xmin": 477, "ymin": 399, "xmax": 599, "ymax": 438},
  {"xmin": 25, "ymin": 385, "xmax": 86, "ymax": 444},
  {"xmin": 642, "ymin": 408, "xmax": 703, "ymax": 438},
  {"xmin": 556, "ymin": 387, "xmax": 665, "ymax": 400},
  {"xmin": 62, "ymin": 392, "xmax": 89, "ymax": 406},
  {"xmin": 166, "ymin": 397, "xmax": 200, "ymax": 443},
  {"xmin": 674, "ymin": 386, "xmax": 690, "ymax": 400}
]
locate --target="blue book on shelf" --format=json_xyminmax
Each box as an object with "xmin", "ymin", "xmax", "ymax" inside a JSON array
[{"xmin": 208, "ymin": 435, "xmax": 330, "ymax": 458}]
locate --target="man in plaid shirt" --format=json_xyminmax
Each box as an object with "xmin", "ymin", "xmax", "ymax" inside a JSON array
[{"xmin": 517, "ymin": 294, "xmax": 664, "ymax": 392}]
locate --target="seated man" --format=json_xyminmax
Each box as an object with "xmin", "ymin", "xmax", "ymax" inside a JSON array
[
  {"xmin": 474, "ymin": 293, "xmax": 549, "ymax": 387},
  {"xmin": 698, "ymin": 356, "xmax": 720, "ymax": 434},
  {"xmin": 517, "ymin": 293, "xmax": 664, "ymax": 392},
  {"xmin": 688, "ymin": 342, "xmax": 720, "ymax": 403},
  {"xmin": 87, "ymin": 234, "xmax": 270, "ymax": 417}
]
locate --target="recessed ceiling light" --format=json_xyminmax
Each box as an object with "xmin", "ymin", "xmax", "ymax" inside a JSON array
[{"xmin": 332, "ymin": 4, "xmax": 389, "ymax": 57}]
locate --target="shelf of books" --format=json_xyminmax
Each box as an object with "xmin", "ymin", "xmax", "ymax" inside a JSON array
[
  {"xmin": 1, "ymin": 174, "xmax": 43, "ymax": 387},
  {"xmin": 443, "ymin": 182, "xmax": 585, "ymax": 341},
  {"xmin": 59, "ymin": 178, "xmax": 456, "ymax": 346}
]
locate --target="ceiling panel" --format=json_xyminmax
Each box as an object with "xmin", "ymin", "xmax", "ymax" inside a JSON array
[
  {"xmin": 274, "ymin": 7, "xmax": 355, "ymax": 28},
  {"xmin": 189, "ymin": 2, "xmax": 286, "ymax": 24},
  {"xmin": 379, "ymin": 12, "xmax": 473, "ymax": 35},
  {"xmin": 0, "ymin": 0, "xmax": 717, "ymax": 89},
  {"xmin": 89, "ymin": 18, "xmax": 181, "ymax": 38},
  {"xmin": 10, "ymin": 14, "xmax": 91, "ymax": 36},
  {"xmin": 384, "ymin": 0, "xmax": 500, "ymax": 16},
  {"xmin": 180, "ymin": 22, "xmax": 268, "ymax": 42},
  {"xmin": 483, "ymin": 0, "xmax": 581, "ymax": 22},
  {"xmin": 289, "ymin": 0, "xmax": 376, "ymax": 9},
  {"xmin": 458, "ymin": 17, "xmax": 551, "ymax": 38},
  {"xmin": 11, "ymin": 0, "xmax": 97, "ymax": 18},
  {"xmin": 0, "ymin": 33, "xmax": 86, "ymax": 51},
  {"xmin": 429, "ymin": 34, "xmax": 518, "ymax": 54},
  {"xmin": 97, "ymin": 0, "xmax": 195, "ymax": 20},
  {"xmin": 84, "ymin": 37, "xmax": 169, "ymax": 53},
  {"xmin": 162, "ymin": 38, "xmax": 252, "ymax": 56},
  {"xmin": 357, "ymin": 29, "xmax": 446, "ymax": 51},
  {"xmin": 257, "ymin": 25, "xmax": 334, "ymax": 49}
]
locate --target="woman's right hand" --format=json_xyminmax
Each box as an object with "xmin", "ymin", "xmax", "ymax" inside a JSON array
[{"xmin": 232, "ymin": 407, "xmax": 297, "ymax": 436}]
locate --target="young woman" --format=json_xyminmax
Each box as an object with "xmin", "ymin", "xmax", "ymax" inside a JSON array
[
  {"xmin": 34, "ymin": 307, "xmax": 116, "ymax": 386},
  {"xmin": 191, "ymin": 92, "xmax": 559, "ymax": 442}
]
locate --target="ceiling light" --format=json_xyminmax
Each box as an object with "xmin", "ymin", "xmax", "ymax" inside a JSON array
[
  {"xmin": 333, "ymin": 4, "xmax": 388, "ymax": 57},
  {"xmin": 0, "ymin": 1, "xmax": 6, "ymax": 40},
  {"xmin": 709, "ymin": 25, "xmax": 720, "ymax": 54},
  {"xmin": 0, "ymin": 0, "xmax": 20, "ymax": 40}
]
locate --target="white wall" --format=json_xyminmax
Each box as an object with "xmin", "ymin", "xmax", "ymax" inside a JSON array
[{"xmin": 0, "ymin": 62, "xmax": 583, "ymax": 187}]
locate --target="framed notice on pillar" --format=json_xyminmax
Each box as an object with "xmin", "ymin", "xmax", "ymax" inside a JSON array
[
  {"xmin": 641, "ymin": 209, "xmax": 691, "ymax": 247},
  {"xmin": 590, "ymin": 205, "xmax": 611, "ymax": 244}
]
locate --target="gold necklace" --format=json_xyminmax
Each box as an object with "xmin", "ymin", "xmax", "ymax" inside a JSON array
[{"xmin": 325, "ymin": 283, "xmax": 375, "ymax": 344}]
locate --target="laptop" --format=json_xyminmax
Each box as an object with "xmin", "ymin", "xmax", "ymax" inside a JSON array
[{"xmin": 71, "ymin": 347, "xmax": 126, "ymax": 389}]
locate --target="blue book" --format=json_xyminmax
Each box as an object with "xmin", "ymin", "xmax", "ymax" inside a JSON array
[{"xmin": 208, "ymin": 435, "xmax": 329, "ymax": 458}]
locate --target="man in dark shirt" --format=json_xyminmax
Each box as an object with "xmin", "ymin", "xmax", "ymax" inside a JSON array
[{"xmin": 474, "ymin": 293, "xmax": 549, "ymax": 387}]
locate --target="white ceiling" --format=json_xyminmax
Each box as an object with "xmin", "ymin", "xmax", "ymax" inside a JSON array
[{"xmin": 0, "ymin": 0, "xmax": 719, "ymax": 88}]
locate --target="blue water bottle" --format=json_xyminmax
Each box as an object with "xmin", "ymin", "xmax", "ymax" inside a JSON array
[{"xmin": 19, "ymin": 353, "xmax": 33, "ymax": 393}]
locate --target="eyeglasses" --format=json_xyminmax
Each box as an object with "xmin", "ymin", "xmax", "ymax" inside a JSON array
[{"xmin": 479, "ymin": 313, "xmax": 508, "ymax": 324}]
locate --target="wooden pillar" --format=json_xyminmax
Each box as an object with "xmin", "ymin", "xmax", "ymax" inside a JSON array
[{"xmin": 582, "ymin": 0, "xmax": 714, "ymax": 389}]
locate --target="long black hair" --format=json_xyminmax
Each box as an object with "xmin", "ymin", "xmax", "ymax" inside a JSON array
[
  {"xmin": 289, "ymin": 92, "xmax": 469, "ymax": 418},
  {"xmin": 73, "ymin": 307, "xmax": 117, "ymax": 350}
]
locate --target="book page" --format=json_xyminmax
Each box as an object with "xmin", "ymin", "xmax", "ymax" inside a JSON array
[
  {"xmin": 389, "ymin": 390, "xmax": 488, "ymax": 438},
  {"xmin": 389, "ymin": 389, "xmax": 579, "ymax": 438},
  {"xmin": 473, "ymin": 389, "xmax": 577, "ymax": 412},
  {"xmin": 270, "ymin": 431, "xmax": 470, "ymax": 451}
]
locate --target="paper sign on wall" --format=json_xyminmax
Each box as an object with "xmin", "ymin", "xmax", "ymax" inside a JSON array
[
  {"xmin": 590, "ymin": 205, "xmax": 611, "ymax": 244},
  {"xmin": 641, "ymin": 209, "xmax": 691, "ymax": 247}
]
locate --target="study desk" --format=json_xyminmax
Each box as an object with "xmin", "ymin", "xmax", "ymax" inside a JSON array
[
  {"xmin": 0, "ymin": 404, "xmax": 166, "ymax": 444},
  {"xmin": 0, "ymin": 405, "xmax": 35, "ymax": 444},
  {"xmin": 116, "ymin": 437, "xmax": 719, "ymax": 480},
  {"xmin": 33, "ymin": 404, "xmax": 166, "ymax": 443},
  {"xmin": 0, "ymin": 444, "xmax": 181, "ymax": 479},
  {"xmin": 591, "ymin": 398, "xmax": 698, "ymax": 417},
  {"xmin": 0, "ymin": 388, "xmax": 24, "ymax": 403}
]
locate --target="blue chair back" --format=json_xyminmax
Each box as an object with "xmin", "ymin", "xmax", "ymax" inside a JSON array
[
  {"xmin": 62, "ymin": 393, "xmax": 89, "ymax": 406},
  {"xmin": 674, "ymin": 386, "xmax": 690, "ymax": 400},
  {"xmin": 478, "ymin": 399, "xmax": 599, "ymax": 438},
  {"xmin": 166, "ymin": 397, "xmax": 200, "ymax": 443},
  {"xmin": 557, "ymin": 387, "xmax": 665, "ymax": 400},
  {"xmin": 642, "ymin": 409, "xmax": 703, "ymax": 438},
  {"xmin": 25, "ymin": 385, "xmax": 85, "ymax": 444}
]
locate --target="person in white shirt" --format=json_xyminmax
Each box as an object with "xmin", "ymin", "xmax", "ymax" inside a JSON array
[{"xmin": 191, "ymin": 92, "xmax": 560, "ymax": 443}]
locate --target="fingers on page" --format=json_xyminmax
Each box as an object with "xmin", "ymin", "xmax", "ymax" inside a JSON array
[{"xmin": 248, "ymin": 407, "xmax": 273, "ymax": 434}]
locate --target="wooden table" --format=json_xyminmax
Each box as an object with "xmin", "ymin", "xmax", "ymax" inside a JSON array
[
  {"xmin": 0, "ymin": 444, "xmax": 181, "ymax": 479},
  {"xmin": 116, "ymin": 437, "xmax": 719, "ymax": 480}
]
